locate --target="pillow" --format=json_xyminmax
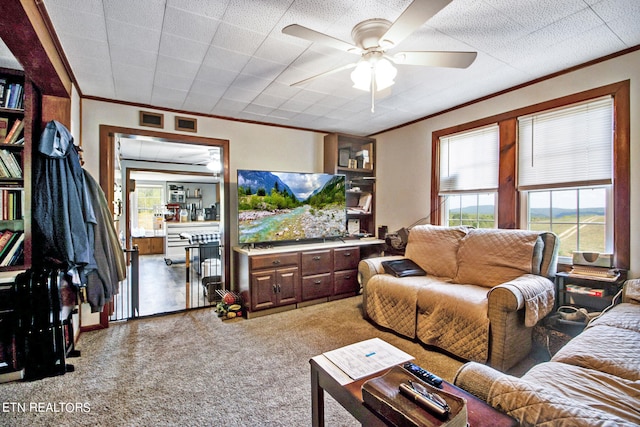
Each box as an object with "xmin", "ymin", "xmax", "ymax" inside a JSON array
[
  {"xmin": 381, "ymin": 259, "xmax": 426, "ymax": 278},
  {"xmin": 404, "ymin": 225, "xmax": 468, "ymax": 278},
  {"xmin": 454, "ymin": 228, "xmax": 541, "ymax": 287}
]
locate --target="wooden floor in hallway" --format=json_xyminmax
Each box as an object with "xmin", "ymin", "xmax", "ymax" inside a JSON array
[{"xmin": 137, "ymin": 254, "xmax": 218, "ymax": 316}]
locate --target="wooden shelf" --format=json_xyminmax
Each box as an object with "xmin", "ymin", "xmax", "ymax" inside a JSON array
[
  {"xmin": 324, "ymin": 133, "xmax": 376, "ymax": 237},
  {"xmin": 0, "ymin": 68, "xmax": 31, "ymax": 272}
]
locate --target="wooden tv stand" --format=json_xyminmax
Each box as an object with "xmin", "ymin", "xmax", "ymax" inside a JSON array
[{"xmin": 233, "ymin": 239, "xmax": 384, "ymax": 318}]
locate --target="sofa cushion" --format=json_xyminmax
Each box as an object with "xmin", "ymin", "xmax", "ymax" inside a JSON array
[
  {"xmin": 405, "ymin": 225, "xmax": 468, "ymax": 278},
  {"xmin": 454, "ymin": 229, "xmax": 541, "ymax": 288},
  {"xmin": 365, "ymin": 274, "xmax": 446, "ymax": 338},
  {"xmin": 416, "ymin": 283, "xmax": 490, "ymax": 363},
  {"xmin": 552, "ymin": 324, "xmax": 640, "ymax": 381},
  {"xmin": 488, "ymin": 362, "xmax": 640, "ymax": 426},
  {"xmin": 587, "ymin": 302, "xmax": 640, "ymax": 332}
]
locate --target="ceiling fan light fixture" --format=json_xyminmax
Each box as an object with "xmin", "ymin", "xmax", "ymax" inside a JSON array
[
  {"xmin": 374, "ymin": 57, "xmax": 397, "ymax": 90},
  {"xmin": 350, "ymin": 60, "xmax": 372, "ymax": 91},
  {"xmin": 350, "ymin": 56, "xmax": 397, "ymax": 92}
]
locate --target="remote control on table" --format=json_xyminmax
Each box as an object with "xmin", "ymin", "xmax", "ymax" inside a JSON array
[{"xmin": 402, "ymin": 362, "xmax": 443, "ymax": 388}]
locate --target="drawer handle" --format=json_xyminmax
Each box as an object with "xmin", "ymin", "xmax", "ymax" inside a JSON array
[
  {"xmin": 313, "ymin": 256, "xmax": 321, "ymax": 261},
  {"xmin": 314, "ymin": 280, "xmax": 322, "ymax": 285},
  {"xmin": 344, "ymin": 275, "xmax": 351, "ymax": 279},
  {"xmin": 343, "ymin": 252, "xmax": 351, "ymax": 257},
  {"xmin": 272, "ymin": 260, "xmax": 281, "ymax": 265}
]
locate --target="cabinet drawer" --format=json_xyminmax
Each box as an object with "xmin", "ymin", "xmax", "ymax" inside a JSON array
[
  {"xmin": 250, "ymin": 253, "xmax": 299, "ymax": 270},
  {"xmin": 301, "ymin": 250, "xmax": 332, "ymax": 275},
  {"xmin": 334, "ymin": 269, "xmax": 358, "ymax": 295},
  {"xmin": 302, "ymin": 273, "xmax": 332, "ymax": 300},
  {"xmin": 334, "ymin": 247, "xmax": 360, "ymax": 271}
]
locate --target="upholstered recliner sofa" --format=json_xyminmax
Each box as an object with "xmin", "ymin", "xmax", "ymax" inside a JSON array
[
  {"xmin": 359, "ymin": 225, "xmax": 559, "ymax": 371},
  {"xmin": 453, "ymin": 280, "xmax": 640, "ymax": 426}
]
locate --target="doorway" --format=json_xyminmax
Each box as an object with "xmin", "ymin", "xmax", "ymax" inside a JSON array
[{"xmin": 99, "ymin": 125, "xmax": 230, "ymax": 324}]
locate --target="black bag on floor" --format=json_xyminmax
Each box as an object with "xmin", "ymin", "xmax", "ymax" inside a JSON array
[{"xmin": 14, "ymin": 268, "xmax": 67, "ymax": 380}]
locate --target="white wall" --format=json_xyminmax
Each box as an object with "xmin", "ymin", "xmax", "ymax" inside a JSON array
[
  {"xmin": 374, "ymin": 49, "xmax": 640, "ymax": 278},
  {"xmin": 80, "ymin": 98, "xmax": 325, "ymax": 246}
]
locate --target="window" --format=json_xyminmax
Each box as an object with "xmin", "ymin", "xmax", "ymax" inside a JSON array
[
  {"xmin": 439, "ymin": 125, "xmax": 499, "ymax": 228},
  {"xmin": 431, "ymin": 81, "xmax": 629, "ymax": 268},
  {"xmin": 525, "ymin": 187, "xmax": 611, "ymax": 257},
  {"xmin": 445, "ymin": 193, "xmax": 496, "ymax": 228},
  {"xmin": 133, "ymin": 184, "xmax": 164, "ymax": 235},
  {"xmin": 518, "ymin": 97, "xmax": 613, "ymax": 259}
]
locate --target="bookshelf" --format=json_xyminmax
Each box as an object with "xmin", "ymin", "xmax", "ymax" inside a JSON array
[
  {"xmin": 0, "ymin": 68, "xmax": 30, "ymax": 271},
  {"xmin": 324, "ymin": 133, "xmax": 376, "ymax": 237}
]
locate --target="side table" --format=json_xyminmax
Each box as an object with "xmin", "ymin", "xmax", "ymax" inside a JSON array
[
  {"xmin": 555, "ymin": 270, "xmax": 627, "ymax": 311},
  {"xmin": 310, "ymin": 353, "xmax": 516, "ymax": 427}
]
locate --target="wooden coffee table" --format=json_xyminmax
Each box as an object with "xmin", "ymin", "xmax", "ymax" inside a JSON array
[{"xmin": 310, "ymin": 354, "xmax": 516, "ymax": 426}]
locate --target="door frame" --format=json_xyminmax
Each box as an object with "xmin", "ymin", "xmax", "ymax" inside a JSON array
[{"xmin": 99, "ymin": 124, "xmax": 231, "ymax": 327}]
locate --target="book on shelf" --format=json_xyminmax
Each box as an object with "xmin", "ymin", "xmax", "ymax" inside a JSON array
[
  {"xmin": 0, "ymin": 232, "xmax": 24, "ymax": 266},
  {"xmin": 0, "ymin": 150, "xmax": 21, "ymax": 178},
  {"xmin": 4, "ymin": 119, "xmax": 23, "ymax": 144},
  {"xmin": 0, "ymin": 189, "xmax": 23, "ymax": 220},
  {"xmin": 347, "ymin": 192, "xmax": 372, "ymax": 214},
  {"xmin": 0, "ymin": 78, "xmax": 6, "ymax": 106},
  {"xmin": 4, "ymin": 83, "xmax": 23, "ymax": 109},
  {"xmin": 0, "ymin": 118, "xmax": 7, "ymax": 140},
  {"xmin": 0, "ymin": 230, "xmax": 13, "ymax": 252}
]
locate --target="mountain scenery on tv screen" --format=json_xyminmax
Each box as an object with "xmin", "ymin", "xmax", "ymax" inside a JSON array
[{"xmin": 238, "ymin": 170, "xmax": 346, "ymax": 243}]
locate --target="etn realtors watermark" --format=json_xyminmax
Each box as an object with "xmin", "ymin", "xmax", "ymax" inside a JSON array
[{"xmin": 2, "ymin": 401, "xmax": 91, "ymax": 413}]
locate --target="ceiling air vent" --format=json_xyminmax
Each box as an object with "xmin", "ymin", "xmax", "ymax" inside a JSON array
[
  {"xmin": 175, "ymin": 116, "xmax": 197, "ymax": 133},
  {"xmin": 139, "ymin": 111, "xmax": 164, "ymax": 128}
]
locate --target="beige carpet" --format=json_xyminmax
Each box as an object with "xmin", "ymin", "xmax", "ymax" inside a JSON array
[{"xmin": 0, "ymin": 296, "xmax": 540, "ymax": 426}]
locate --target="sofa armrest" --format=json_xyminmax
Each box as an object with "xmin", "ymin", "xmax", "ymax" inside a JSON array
[
  {"xmin": 489, "ymin": 274, "xmax": 554, "ymax": 313},
  {"xmin": 358, "ymin": 255, "xmax": 404, "ymax": 288},
  {"xmin": 486, "ymin": 275, "xmax": 554, "ymax": 371},
  {"xmin": 453, "ymin": 362, "xmax": 505, "ymax": 402}
]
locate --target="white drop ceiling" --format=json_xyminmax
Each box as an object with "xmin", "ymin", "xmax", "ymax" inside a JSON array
[{"xmin": 6, "ymin": 1, "xmax": 640, "ymax": 137}]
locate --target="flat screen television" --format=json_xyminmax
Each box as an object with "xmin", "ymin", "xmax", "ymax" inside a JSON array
[{"xmin": 238, "ymin": 169, "xmax": 347, "ymax": 244}]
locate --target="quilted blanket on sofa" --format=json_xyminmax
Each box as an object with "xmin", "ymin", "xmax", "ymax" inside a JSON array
[
  {"xmin": 552, "ymin": 303, "xmax": 640, "ymax": 381},
  {"xmin": 416, "ymin": 283, "xmax": 490, "ymax": 363},
  {"xmin": 365, "ymin": 275, "xmax": 447, "ymax": 338},
  {"xmin": 488, "ymin": 362, "xmax": 640, "ymax": 426}
]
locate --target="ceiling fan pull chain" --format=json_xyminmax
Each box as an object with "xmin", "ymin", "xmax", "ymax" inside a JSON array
[{"xmin": 370, "ymin": 67, "xmax": 376, "ymax": 113}]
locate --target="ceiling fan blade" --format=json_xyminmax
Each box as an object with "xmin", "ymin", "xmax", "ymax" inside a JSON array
[
  {"xmin": 282, "ymin": 24, "xmax": 361, "ymax": 53},
  {"xmin": 381, "ymin": 0, "xmax": 452, "ymax": 47},
  {"xmin": 290, "ymin": 63, "xmax": 357, "ymax": 87},
  {"xmin": 393, "ymin": 51, "xmax": 477, "ymax": 68}
]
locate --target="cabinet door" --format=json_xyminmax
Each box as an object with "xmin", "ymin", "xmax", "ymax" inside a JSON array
[
  {"xmin": 302, "ymin": 273, "xmax": 332, "ymax": 300},
  {"xmin": 250, "ymin": 253, "xmax": 299, "ymax": 270},
  {"xmin": 334, "ymin": 269, "xmax": 359, "ymax": 295},
  {"xmin": 250, "ymin": 270, "xmax": 277, "ymax": 311},
  {"xmin": 334, "ymin": 247, "xmax": 360, "ymax": 271},
  {"xmin": 132, "ymin": 238, "xmax": 151, "ymax": 254},
  {"xmin": 151, "ymin": 237, "xmax": 165, "ymax": 254},
  {"xmin": 301, "ymin": 250, "xmax": 332, "ymax": 275},
  {"xmin": 276, "ymin": 266, "xmax": 299, "ymax": 306}
]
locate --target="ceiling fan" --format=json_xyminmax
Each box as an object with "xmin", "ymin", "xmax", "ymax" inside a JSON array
[{"xmin": 282, "ymin": 0, "xmax": 477, "ymax": 112}]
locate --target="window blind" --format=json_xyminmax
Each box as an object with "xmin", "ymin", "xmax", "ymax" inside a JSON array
[
  {"xmin": 518, "ymin": 96, "xmax": 613, "ymax": 190},
  {"xmin": 439, "ymin": 125, "xmax": 499, "ymax": 193}
]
